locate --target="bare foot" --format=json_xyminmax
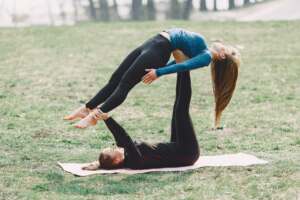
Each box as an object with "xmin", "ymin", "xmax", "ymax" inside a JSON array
[
  {"xmin": 82, "ymin": 161, "xmax": 100, "ymax": 171},
  {"xmin": 74, "ymin": 109, "xmax": 107, "ymax": 129},
  {"xmin": 64, "ymin": 105, "xmax": 91, "ymax": 121}
]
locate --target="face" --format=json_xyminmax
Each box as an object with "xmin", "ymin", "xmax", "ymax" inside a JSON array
[
  {"xmin": 211, "ymin": 42, "xmax": 227, "ymax": 61},
  {"xmin": 99, "ymin": 147, "xmax": 125, "ymax": 169}
]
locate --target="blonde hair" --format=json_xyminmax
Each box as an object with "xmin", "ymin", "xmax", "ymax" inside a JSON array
[{"xmin": 211, "ymin": 46, "xmax": 241, "ymax": 128}]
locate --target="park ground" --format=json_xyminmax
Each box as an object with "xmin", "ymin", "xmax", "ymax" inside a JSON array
[{"xmin": 0, "ymin": 21, "xmax": 299, "ymax": 199}]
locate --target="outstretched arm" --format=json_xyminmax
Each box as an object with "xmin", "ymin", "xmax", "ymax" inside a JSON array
[
  {"xmin": 142, "ymin": 50, "xmax": 211, "ymax": 84},
  {"xmin": 82, "ymin": 117, "xmax": 143, "ymax": 171},
  {"xmin": 142, "ymin": 50, "xmax": 190, "ymax": 84},
  {"xmin": 156, "ymin": 51, "xmax": 212, "ymax": 77},
  {"xmin": 103, "ymin": 117, "xmax": 143, "ymax": 164}
]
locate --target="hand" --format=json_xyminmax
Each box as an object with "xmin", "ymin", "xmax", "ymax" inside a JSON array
[
  {"xmin": 142, "ymin": 69, "xmax": 158, "ymax": 84},
  {"xmin": 82, "ymin": 161, "xmax": 100, "ymax": 171}
]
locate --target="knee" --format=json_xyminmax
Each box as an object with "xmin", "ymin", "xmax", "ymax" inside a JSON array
[
  {"xmin": 180, "ymin": 147, "xmax": 199, "ymax": 166},
  {"xmin": 192, "ymin": 151, "xmax": 200, "ymax": 164},
  {"xmin": 112, "ymin": 84, "xmax": 130, "ymax": 100},
  {"xmin": 118, "ymin": 77, "xmax": 134, "ymax": 92},
  {"xmin": 108, "ymin": 73, "xmax": 121, "ymax": 86},
  {"xmin": 184, "ymin": 153, "xmax": 200, "ymax": 166}
]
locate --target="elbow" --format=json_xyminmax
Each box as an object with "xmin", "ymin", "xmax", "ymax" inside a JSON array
[
  {"xmin": 180, "ymin": 64, "xmax": 189, "ymax": 72},
  {"xmin": 205, "ymin": 57, "xmax": 212, "ymax": 66},
  {"xmin": 205, "ymin": 60, "xmax": 211, "ymax": 67}
]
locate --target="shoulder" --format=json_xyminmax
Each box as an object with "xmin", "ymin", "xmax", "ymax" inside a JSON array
[
  {"xmin": 167, "ymin": 28, "xmax": 184, "ymax": 36},
  {"xmin": 167, "ymin": 27, "xmax": 183, "ymax": 32}
]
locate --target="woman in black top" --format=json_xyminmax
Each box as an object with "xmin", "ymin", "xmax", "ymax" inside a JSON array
[{"xmin": 82, "ymin": 71, "xmax": 199, "ymax": 170}]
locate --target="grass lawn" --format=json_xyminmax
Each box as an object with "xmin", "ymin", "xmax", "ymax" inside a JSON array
[{"xmin": 0, "ymin": 21, "xmax": 299, "ymax": 200}]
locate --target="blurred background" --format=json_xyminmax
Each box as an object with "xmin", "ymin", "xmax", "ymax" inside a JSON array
[{"xmin": 0, "ymin": 0, "xmax": 299, "ymax": 27}]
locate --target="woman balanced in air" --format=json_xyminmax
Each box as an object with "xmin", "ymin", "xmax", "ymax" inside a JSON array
[{"xmin": 64, "ymin": 28, "xmax": 240, "ymax": 129}]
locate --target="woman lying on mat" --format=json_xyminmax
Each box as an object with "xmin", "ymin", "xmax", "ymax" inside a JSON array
[
  {"xmin": 82, "ymin": 72, "xmax": 199, "ymax": 170},
  {"xmin": 64, "ymin": 28, "xmax": 240, "ymax": 129}
]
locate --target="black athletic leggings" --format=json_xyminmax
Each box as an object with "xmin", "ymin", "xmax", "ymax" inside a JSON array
[
  {"xmin": 103, "ymin": 72, "xmax": 199, "ymax": 169},
  {"xmin": 86, "ymin": 34, "xmax": 172, "ymax": 112}
]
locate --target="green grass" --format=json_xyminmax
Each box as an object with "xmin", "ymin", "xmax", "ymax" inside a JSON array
[{"xmin": 0, "ymin": 21, "xmax": 299, "ymax": 200}]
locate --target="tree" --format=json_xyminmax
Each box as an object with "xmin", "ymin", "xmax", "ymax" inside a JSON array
[
  {"xmin": 200, "ymin": 0, "xmax": 207, "ymax": 11},
  {"xmin": 214, "ymin": 0, "xmax": 217, "ymax": 11},
  {"xmin": 170, "ymin": 0, "xmax": 181, "ymax": 19},
  {"xmin": 146, "ymin": 0, "xmax": 156, "ymax": 20},
  {"xmin": 46, "ymin": 0, "xmax": 54, "ymax": 25},
  {"xmin": 229, "ymin": 0, "xmax": 235, "ymax": 9},
  {"xmin": 88, "ymin": 0, "xmax": 97, "ymax": 20},
  {"xmin": 244, "ymin": 0, "xmax": 251, "ymax": 5},
  {"xmin": 131, "ymin": 0, "xmax": 143, "ymax": 20},
  {"xmin": 182, "ymin": 0, "xmax": 193, "ymax": 20},
  {"xmin": 111, "ymin": 0, "xmax": 120, "ymax": 20},
  {"xmin": 99, "ymin": 0, "xmax": 110, "ymax": 21},
  {"xmin": 59, "ymin": 2, "xmax": 66, "ymax": 23},
  {"xmin": 72, "ymin": 0, "xmax": 79, "ymax": 22}
]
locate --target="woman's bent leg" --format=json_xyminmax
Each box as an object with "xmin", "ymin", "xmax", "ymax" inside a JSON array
[{"xmin": 85, "ymin": 48, "xmax": 141, "ymax": 109}]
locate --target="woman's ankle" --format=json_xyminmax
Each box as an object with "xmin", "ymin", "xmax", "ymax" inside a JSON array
[{"xmin": 96, "ymin": 108, "xmax": 109, "ymax": 120}]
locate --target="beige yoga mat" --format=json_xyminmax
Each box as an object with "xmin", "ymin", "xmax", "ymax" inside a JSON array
[{"xmin": 58, "ymin": 153, "xmax": 268, "ymax": 176}]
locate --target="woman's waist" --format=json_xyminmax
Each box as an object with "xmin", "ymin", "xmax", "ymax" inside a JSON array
[
  {"xmin": 142, "ymin": 33, "xmax": 172, "ymax": 54},
  {"xmin": 159, "ymin": 31, "xmax": 171, "ymax": 42}
]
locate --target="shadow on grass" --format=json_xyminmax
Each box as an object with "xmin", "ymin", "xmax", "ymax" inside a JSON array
[{"xmin": 32, "ymin": 170, "xmax": 195, "ymax": 196}]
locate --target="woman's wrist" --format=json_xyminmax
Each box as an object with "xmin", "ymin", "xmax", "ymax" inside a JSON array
[{"xmin": 155, "ymin": 69, "xmax": 162, "ymax": 77}]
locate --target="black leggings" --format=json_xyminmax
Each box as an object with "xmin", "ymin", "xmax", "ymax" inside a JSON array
[
  {"xmin": 104, "ymin": 72, "xmax": 199, "ymax": 169},
  {"xmin": 86, "ymin": 34, "xmax": 171, "ymax": 112}
]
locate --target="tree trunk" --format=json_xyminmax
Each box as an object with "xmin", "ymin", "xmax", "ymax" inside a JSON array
[
  {"xmin": 146, "ymin": 0, "xmax": 156, "ymax": 20},
  {"xmin": 59, "ymin": 3, "xmax": 67, "ymax": 23},
  {"xmin": 182, "ymin": 0, "xmax": 193, "ymax": 20},
  {"xmin": 72, "ymin": 0, "xmax": 78, "ymax": 22},
  {"xmin": 200, "ymin": 0, "xmax": 207, "ymax": 11},
  {"xmin": 170, "ymin": 0, "xmax": 181, "ymax": 19},
  {"xmin": 244, "ymin": 0, "xmax": 251, "ymax": 5},
  {"xmin": 112, "ymin": 0, "xmax": 121, "ymax": 20},
  {"xmin": 88, "ymin": 0, "xmax": 97, "ymax": 20},
  {"xmin": 131, "ymin": 0, "xmax": 143, "ymax": 20},
  {"xmin": 214, "ymin": 0, "xmax": 217, "ymax": 11},
  {"xmin": 46, "ymin": 0, "xmax": 54, "ymax": 25},
  {"xmin": 229, "ymin": 0, "xmax": 235, "ymax": 10},
  {"xmin": 99, "ymin": 0, "xmax": 110, "ymax": 21}
]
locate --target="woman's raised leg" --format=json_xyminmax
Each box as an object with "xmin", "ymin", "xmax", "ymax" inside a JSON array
[
  {"xmin": 99, "ymin": 50, "xmax": 162, "ymax": 112},
  {"xmin": 173, "ymin": 72, "xmax": 199, "ymax": 159},
  {"xmin": 75, "ymin": 50, "xmax": 168, "ymax": 128},
  {"xmin": 64, "ymin": 48, "xmax": 141, "ymax": 121},
  {"xmin": 86, "ymin": 48, "xmax": 142, "ymax": 109},
  {"xmin": 170, "ymin": 72, "xmax": 182, "ymax": 142},
  {"xmin": 75, "ymin": 35, "xmax": 171, "ymax": 128}
]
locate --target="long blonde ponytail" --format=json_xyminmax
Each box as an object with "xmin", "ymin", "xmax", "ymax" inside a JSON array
[{"xmin": 211, "ymin": 47, "xmax": 240, "ymax": 128}]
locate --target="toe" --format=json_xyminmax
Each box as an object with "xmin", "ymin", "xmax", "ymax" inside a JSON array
[
  {"xmin": 75, "ymin": 123, "xmax": 85, "ymax": 129},
  {"xmin": 64, "ymin": 115, "xmax": 74, "ymax": 120}
]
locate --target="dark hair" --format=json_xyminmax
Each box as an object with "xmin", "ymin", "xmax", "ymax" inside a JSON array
[{"xmin": 98, "ymin": 149, "xmax": 124, "ymax": 169}]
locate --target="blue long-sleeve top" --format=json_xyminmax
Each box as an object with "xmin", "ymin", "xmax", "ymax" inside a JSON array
[{"xmin": 156, "ymin": 28, "xmax": 212, "ymax": 77}]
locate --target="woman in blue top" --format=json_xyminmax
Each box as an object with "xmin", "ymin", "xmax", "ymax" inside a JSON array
[{"xmin": 64, "ymin": 28, "xmax": 240, "ymax": 129}]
